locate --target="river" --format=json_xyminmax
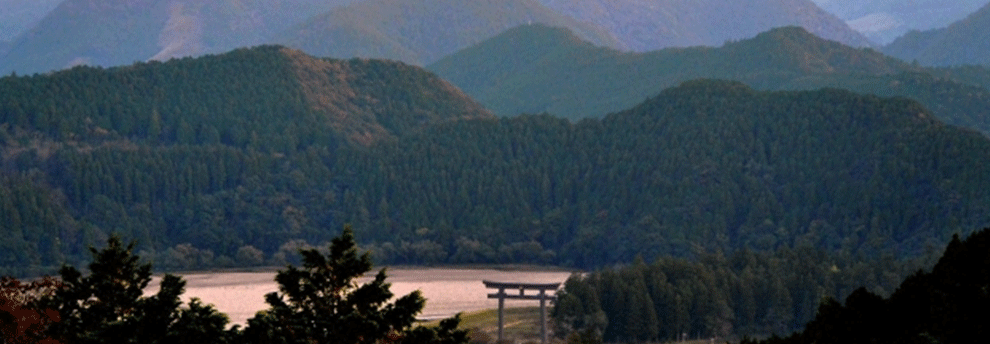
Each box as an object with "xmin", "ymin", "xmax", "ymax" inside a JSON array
[{"xmin": 146, "ymin": 267, "xmax": 574, "ymax": 326}]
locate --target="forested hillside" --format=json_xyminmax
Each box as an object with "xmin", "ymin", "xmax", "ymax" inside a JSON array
[
  {"xmin": 554, "ymin": 226, "xmax": 990, "ymax": 342},
  {"xmin": 2, "ymin": 50, "xmax": 989, "ymax": 279},
  {"xmin": 0, "ymin": 46, "xmax": 491, "ymax": 275},
  {"xmin": 351, "ymin": 80, "xmax": 990, "ymax": 268},
  {"xmin": 745, "ymin": 227, "xmax": 990, "ymax": 343},
  {"xmin": 430, "ymin": 25, "xmax": 990, "ymax": 137},
  {"xmin": 552, "ymin": 245, "xmax": 937, "ymax": 342}
]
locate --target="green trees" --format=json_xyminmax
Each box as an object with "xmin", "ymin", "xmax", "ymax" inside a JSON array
[
  {"xmin": 551, "ymin": 245, "xmax": 934, "ymax": 341},
  {"xmin": 3, "ymin": 227, "xmax": 469, "ymax": 343},
  {"xmin": 747, "ymin": 227, "xmax": 990, "ymax": 344},
  {"xmin": 241, "ymin": 225, "xmax": 467, "ymax": 344},
  {"xmin": 37, "ymin": 235, "xmax": 232, "ymax": 344}
]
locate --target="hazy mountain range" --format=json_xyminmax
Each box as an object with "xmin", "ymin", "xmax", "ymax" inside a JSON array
[
  {"xmin": 3, "ymin": 0, "xmax": 875, "ymax": 74},
  {"xmin": 0, "ymin": 0, "xmax": 359, "ymax": 74},
  {"xmin": 538, "ymin": 0, "xmax": 872, "ymax": 50},
  {"xmin": 429, "ymin": 24, "xmax": 990, "ymax": 138},
  {"xmin": 0, "ymin": 0, "xmax": 62, "ymax": 42},
  {"xmin": 812, "ymin": 0, "xmax": 989, "ymax": 45},
  {"xmin": 882, "ymin": 2, "xmax": 990, "ymax": 67},
  {"xmin": 274, "ymin": 0, "xmax": 622, "ymax": 65}
]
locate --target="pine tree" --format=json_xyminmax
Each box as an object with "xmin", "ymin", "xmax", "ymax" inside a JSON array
[
  {"xmin": 38, "ymin": 235, "xmax": 232, "ymax": 344},
  {"xmin": 240, "ymin": 225, "xmax": 468, "ymax": 344}
]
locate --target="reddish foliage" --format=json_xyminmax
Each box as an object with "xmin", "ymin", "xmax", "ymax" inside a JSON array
[{"xmin": 0, "ymin": 276, "xmax": 63, "ymax": 344}]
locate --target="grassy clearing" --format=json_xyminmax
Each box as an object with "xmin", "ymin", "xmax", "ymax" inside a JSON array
[{"xmin": 425, "ymin": 306, "xmax": 556, "ymax": 344}]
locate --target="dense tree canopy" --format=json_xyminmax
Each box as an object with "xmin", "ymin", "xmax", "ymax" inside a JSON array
[
  {"xmin": 36, "ymin": 235, "xmax": 233, "ymax": 344},
  {"xmin": 2, "ymin": 70, "xmax": 990, "ymax": 277},
  {"xmin": 744, "ymin": 226, "xmax": 990, "ymax": 344},
  {"xmin": 240, "ymin": 225, "xmax": 467, "ymax": 344}
]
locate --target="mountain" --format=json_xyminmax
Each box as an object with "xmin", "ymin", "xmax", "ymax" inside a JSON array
[
  {"xmin": 882, "ymin": 2, "xmax": 990, "ymax": 67},
  {"xmin": 2, "ymin": 0, "xmax": 871, "ymax": 73},
  {"xmin": 0, "ymin": 45, "xmax": 492, "ymax": 275},
  {"xmin": 811, "ymin": 0, "xmax": 989, "ymax": 45},
  {"xmin": 428, "ymin": 25, "xmax": 990, "ymax": 137},
  {"xmin": 536, "ymin": 0, "xmax": 873, "ymax": 50},
  {"xmin": 0, "ymin": 45, "xmax": 490, "ymax": 148},
  {"xmin": 0, "ymin": 0, "xmax": 62, "ymax": 42},
  {"xmin": 0, "ymin": 0, "xmax": 358, "ymax": 75},
  {"xmin": 349, "ymin": 80, "xmax": 990, "ymax": 267},
  {"xmin": 273, "ymin": 0, "xmax": 621, "ymax": 65},
  {"xmin": 4, "ymin": 76, "xmax": 990, "ymax": 275}
]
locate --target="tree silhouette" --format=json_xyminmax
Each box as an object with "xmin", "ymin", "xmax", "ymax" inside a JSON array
[
  {"xmin": 37, "ymin": 235, "xmax": 232, "ymax": 344},
  {"xmin": 240, "ymin": 225, "xmax": 468, "ymax": 344}
]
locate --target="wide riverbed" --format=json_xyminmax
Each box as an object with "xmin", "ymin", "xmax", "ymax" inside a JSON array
[{"xmin": 147, "ymin": 267, "xmax": 574, "ymax": 326}]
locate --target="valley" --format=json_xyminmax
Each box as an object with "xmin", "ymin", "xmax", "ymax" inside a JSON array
[{"xmin": 3, "ymin": 1, "xmax": 990, "ymax": 342}]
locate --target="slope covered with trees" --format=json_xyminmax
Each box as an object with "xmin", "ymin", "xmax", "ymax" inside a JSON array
[
  {"xmin": 350, "ymin": 80, "xmax": 990, "ymax": 268},
  {"xmin": 429, "ymin": 25, "xmax": 990, "ymax": 137},
  {"xmin": 2, "ymin": 49, "xmax": 989, "ymax": 280},
  {"xmin": 554, "ymin": 226, "xmax": 990, "ymax": 342},
  {"xmin": 0, "ymin": 46, "xmax": 491, "ymax": 275},
  {"xmin": 745, "ymin": 226, "xmax": 990, "ymax": 344}
]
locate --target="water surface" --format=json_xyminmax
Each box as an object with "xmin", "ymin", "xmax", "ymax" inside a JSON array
[{"xmin": 147, "ymin": 267, "xmax": 573, "ymax": 325}]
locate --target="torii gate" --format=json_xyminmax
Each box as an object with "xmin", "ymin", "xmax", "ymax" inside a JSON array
[{"xmin": 483, "ymin": 280, "xmax": 561, "ymax": 344}]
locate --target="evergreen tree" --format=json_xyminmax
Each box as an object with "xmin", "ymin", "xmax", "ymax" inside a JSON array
[
  {"xmin": 37, "ymin": 235, "xmax": 232, "ymax": 344},
  {"xmin": 239, "ymin": 225, "xmax": 468, "ymax": 344}
]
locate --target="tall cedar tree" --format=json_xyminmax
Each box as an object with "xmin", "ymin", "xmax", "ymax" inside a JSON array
[
  {"xmin": 37, "ymin": 235, "xmax": 232, "ymax": 344},
  {"xmin": 240, "ymin": 225, "xmax": 468, "ymax": 344}
]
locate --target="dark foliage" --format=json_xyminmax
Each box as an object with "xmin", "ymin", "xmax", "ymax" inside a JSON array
[
  {"xmin": 1, "ymin": 49, "xmax": 989, "ymax": 282},
  {"xmin": 748, "ymin": 227, "xmax": 990, "ymax": 344},
  {"xmin": 552, "ymin": 244, "xmax": 936, "ymax": 342},
  {"xmin": 35, "ymin": 235, "xmax": 233, "ymax": 344},
  {"xmin": 238, "ymin": 225, "xmax": 467, "ymax": 344}
]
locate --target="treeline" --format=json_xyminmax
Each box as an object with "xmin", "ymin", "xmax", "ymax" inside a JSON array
[
  {"xmin": 3, "ymin": 55, "xmax": 990, "ymax": 276},
  {"xmin": 745, "ymin": 226, "xmax": 990, "ymax": 343},
  {"xmin": 0, "ymin": 228, "xmax": 468, "ymax": 344},
  {"xmin": 551, "ymin": 244, "xmax": 940, "ymax": 342}
]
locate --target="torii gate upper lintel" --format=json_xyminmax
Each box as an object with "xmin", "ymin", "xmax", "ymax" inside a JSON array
[{"xmin": 483, "ymin": 280, "xmax": 561, "ymax": 344}]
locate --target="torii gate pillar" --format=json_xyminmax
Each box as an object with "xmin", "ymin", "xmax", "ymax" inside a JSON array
[{"xmin": 483, "ymin": 280, "xmax": 561, "ymax": 344}]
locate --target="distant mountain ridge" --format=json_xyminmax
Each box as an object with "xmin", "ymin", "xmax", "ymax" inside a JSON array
[
  {"xmin": 274, "ymin": 0, "xmax": 621, "ymax": 65},
  {"xmin": 2, "ymin": 0, "xmax": 874, "ymax": 74},
  {"xmin": 429, "ymin": 25, "xmax": 990, "ymax": 137},
  {"xmin": 882, "ymin": 2, "xmax": 990, "ymax": 67},
  {"xmin": 811, "ymin": 0, "xmax": 989, "ymax": 45},
  {"xmin": 0, "ymin": 0, "xmax": 61, "ymax": 41},
  {"xmin": 0, "ymin": 0, "xmax": 358, "ymax": 75},
  {"xmin": 537, "ymin": 0, "xmax": 873, "ymax": 50}
]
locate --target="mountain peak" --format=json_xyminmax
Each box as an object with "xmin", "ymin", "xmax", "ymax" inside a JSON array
[{"xmin": 728, "ymin": 26, "xmax": 906, "ymax": 75}]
